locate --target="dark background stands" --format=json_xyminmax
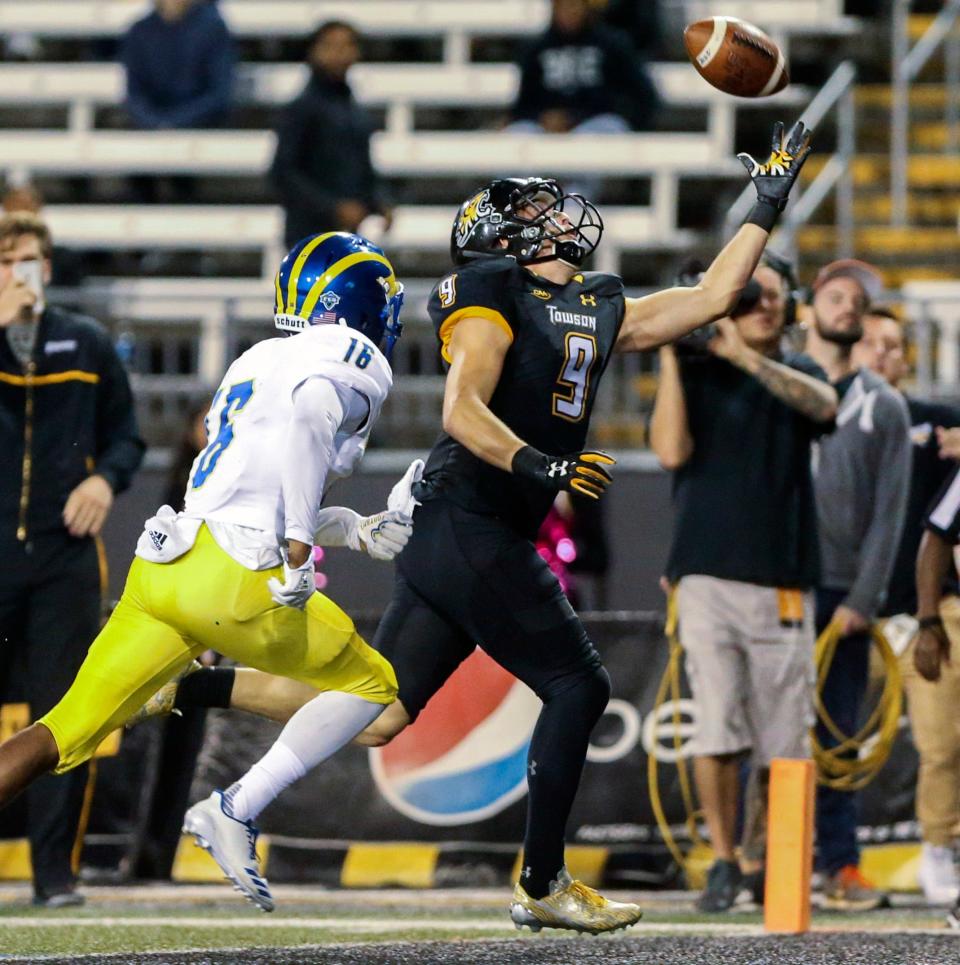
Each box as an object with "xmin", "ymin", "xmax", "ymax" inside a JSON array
[
  {"xmin": 121, "ymin": 0, "xmax": 234, "ymax": 131},
  {"xmin": 270, "ymin": 21, "xmax": 389, "ymax": 248},
  {"xmin": 599, "ymin": 0, "xmax": 665, "ymax": 58},
  {"xmin": 511, "ymin": 0, "xmax": 660, "ymax": 132}
]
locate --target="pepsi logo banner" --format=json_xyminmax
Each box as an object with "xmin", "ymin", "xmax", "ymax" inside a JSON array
[{"xmin": 369, "ymin": 649, "xmax": 541, "ymax": 825}]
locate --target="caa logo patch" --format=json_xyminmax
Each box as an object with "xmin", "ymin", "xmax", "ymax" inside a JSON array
[{"xmin": 370, "ymin": 648, "xmax": 540, "ymax": 825}]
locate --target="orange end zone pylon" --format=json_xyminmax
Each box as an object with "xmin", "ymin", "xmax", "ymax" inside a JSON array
[{"xmin": 764, "ymin": 757, "xmax": 815, "ymax": 933}]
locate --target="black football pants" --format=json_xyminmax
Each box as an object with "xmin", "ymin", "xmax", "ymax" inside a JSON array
[
  {"xmin": 375, "ymin": 499, "xmax": 611, "ymax": 898},
  {"xmin": 0, "ymin": 530, "xmax": 101, "ymax": 897}
]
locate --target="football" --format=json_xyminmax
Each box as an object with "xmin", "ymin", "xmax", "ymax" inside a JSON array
[{"xmin": 683, "ymin": 16, "xmax": 789, "ymax": 98}]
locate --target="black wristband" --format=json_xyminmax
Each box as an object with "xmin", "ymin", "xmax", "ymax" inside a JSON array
[
  {"xmin": 744, "ymin": 200, "xmax": 781, "ymax": 233},
  {"xmin": 511, "ymin": 444, "xmax": 548, "ymax": 481},
  {"xmin": 918, "ymin": 615, "xmax": 944, "ymax": 630}
]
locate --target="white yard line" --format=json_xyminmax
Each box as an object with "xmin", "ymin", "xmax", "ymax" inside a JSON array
[
  {"xmin": 0, "ymin": 916, "xmax": 764, "ymax": 935},
  {"xmin": 0, "ymin": 884, "xmax": 688, "ymax": 906},
  {"xmin": 2, "ymin": 918, "xmax": 954, "ymax": 937}
]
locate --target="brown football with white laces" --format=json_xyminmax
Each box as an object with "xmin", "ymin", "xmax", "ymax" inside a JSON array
[{"xmin": 683, "ymin": 16, "xmax": 789, "ymax": 98}]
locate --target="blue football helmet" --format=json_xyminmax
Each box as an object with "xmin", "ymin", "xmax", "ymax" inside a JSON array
[{"xmin": 273, "ymin": 232, "xmax": 404, "ymax": 361}]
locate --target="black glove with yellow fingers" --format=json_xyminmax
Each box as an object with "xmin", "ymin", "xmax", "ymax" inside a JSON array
[
  {"xmin": 511, "ymin": 446, "xmax": 616, "ymax": 500},
  {"xmin": 738, "ymin": 120, "xmax": 813, "ymax": 231}
]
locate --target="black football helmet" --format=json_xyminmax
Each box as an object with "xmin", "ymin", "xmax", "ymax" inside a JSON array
[{"xmin": 450, "ymin": 177, "xmax": 604, "ymax": 268}]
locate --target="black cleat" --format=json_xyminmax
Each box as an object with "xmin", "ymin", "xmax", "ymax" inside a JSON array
[{"xmin": 696, "ymin": 859, "xmax": 743, "ymax": 913}]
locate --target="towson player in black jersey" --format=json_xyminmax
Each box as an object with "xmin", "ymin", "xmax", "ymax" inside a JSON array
[{"xmin": 135, "ymin": 121, "xmax": 812, "ymax": 932}]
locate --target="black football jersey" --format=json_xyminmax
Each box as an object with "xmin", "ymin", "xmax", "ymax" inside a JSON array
[{"xmin": 417, "ymin": 257, "xmax": 626, "ymax": 538}]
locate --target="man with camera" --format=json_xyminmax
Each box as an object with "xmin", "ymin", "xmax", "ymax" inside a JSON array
[
  {"xmin": 650, "ymin": 253, "xmax": 837, "ymax": 912},
  {"xmin": 0, "ymin": 212, "xmax": 144, "ymax": 906}
]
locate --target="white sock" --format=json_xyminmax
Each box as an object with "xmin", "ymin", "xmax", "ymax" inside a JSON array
[
  {"xmin": 222, "ymin": 743, "xmax": 304, "ymax": 823},
  {"xmin": 222, "ymin": 691, "xmax": 384, "ymax": 823}
]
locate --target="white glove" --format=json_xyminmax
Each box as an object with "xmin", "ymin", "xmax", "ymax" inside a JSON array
[
  {"xmin": 388, "ymin": 459, "xmax": 424, "ymax": 516},
  {"xmin": 355, "ymin": 511, "xmax": 413, "ymax": 561},
  {"xmin": 340, "ymin": 459, "xmax": 423, "ymax": 561},
  {"xmin": 267, "ymin": 554, "xmax": 315, "ymax": 609}
]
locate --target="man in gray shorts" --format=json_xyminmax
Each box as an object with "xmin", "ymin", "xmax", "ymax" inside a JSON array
[{"xmin": 650, "ymin": 252, "xmax": 837, "ymax": 912}]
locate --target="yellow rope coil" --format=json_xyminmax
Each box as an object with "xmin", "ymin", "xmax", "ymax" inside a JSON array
[
  {"xmin": 648, "ymin": 590, "xmax": 707, "ymax": 873},
  {"xmin": 811, "ymin": 620, "xmax": 902, "ymax": 791},
  {"xmin": 648, "ymin": 600, "xmax": 903, "ymax": 876}
]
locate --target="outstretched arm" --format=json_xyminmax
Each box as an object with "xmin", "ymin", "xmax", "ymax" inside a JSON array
[
  {"xmin": 616, "ymin": 120, "xmax": 812, "ymax": 353},
  {"xmin": 616, "ymin": 223, "xmax": 769, "ymax": 353}
]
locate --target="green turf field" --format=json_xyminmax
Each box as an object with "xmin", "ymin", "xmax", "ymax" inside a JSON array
[{"xmin": 0, "ymin": 883, "xmax": 956, "ymax": 962}]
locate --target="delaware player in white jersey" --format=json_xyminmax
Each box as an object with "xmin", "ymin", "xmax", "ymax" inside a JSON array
[{"xmin": 0, "ymin": 233, "xmax": 413, "ymax": 909}]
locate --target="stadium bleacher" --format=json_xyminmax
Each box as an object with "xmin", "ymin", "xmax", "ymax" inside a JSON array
[
  {"xmin": 0, "ymin": 0, "xmax": 858, "ymax": 44},
  {"xmin": 40, "ymin": 203, "xmax": 699, "ymax": 278},
  {"xmin": 0, "ymin": 0, "xmax": 870, "ymax": 447},
  {"xmin": 0, "ymin": 54, "xmax": 808, "ymax": 278},
  {"xmin": 0, "ymin": 61, "xmax": 807, "ymax": 136}
]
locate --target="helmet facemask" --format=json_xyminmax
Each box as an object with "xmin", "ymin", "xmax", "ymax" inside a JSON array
[
  {"xmin": 504, "ymin": 182, "xmax": 604, "ymax": 268},
  {"xmin": 451, "ymin": 177, "xmax": 604, "ymax": 268},
  {"xmin": 380, "ymin": 280, "xmax": 404, "ymax": 362}
]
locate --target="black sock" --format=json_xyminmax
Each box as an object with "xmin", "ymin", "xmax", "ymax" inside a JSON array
[
  {"xmin": 520, "ymin": 666, "xmax": 611, "ymax": 900},
  {"xmin": 174, "ymin": 667, "xmax": 235, "ymax": 711}
]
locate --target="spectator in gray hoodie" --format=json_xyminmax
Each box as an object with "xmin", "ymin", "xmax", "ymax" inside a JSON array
[{"xmin": 803, "ymin": 259, "xmax": 911, "ymax": 911}]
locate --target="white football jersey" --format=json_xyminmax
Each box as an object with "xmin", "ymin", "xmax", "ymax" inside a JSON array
[{"xmin": 182, "ymin": 324, "xmax": 392, "ymax": 541}]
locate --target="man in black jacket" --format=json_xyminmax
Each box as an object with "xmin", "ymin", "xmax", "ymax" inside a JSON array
[
  {"xmin": 0, "ymin": 212, "xmax": 144, "ymax": 906},
  {"xmin": 270, "ymin": 21, "xmax": 389, "ymax": 247}
]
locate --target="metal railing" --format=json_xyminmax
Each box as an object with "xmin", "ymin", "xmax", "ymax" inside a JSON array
[
  {"xmin": 723, "ymin": 60, "xmax": 858, "ymax": 266},
  {"xmin": 890, "ymin": 0, "xmax": 960, "ymax": 226},
  {"xmin": 901, "ymin": 283, "xmax": 960, "ymax": 396},
  {"xmin": 50, "ymin": 282, "xmax": 658, "ymax": 451}
]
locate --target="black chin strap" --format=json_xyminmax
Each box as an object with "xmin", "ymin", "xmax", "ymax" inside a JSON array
[{"xmin": 518, "ymin": 240, "xmax": 585, "ymax": 268}]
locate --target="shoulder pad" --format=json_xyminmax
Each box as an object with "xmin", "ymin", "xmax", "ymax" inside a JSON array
[
  {"xmin": 455, "ymin": 256, "xmax": 518, "ymax": 280},
  {"xmin": 429, "ymin": 258, "xmax": 515, "ymax": 314},
  {"xmin": 572, "ymin": 271, "xmax": 625, "ymax": 296}
]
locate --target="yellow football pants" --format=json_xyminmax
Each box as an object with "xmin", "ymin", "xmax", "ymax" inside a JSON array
[{"xmin": 40, "ymin": 524, "xmax": 397, "ymax": 773}]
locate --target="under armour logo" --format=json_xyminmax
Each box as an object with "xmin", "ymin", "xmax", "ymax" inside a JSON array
[
  {"xmin": 580, "ymin": 293, "xmax": 597, "ymax": 307},
  {"xmin": 522, "ymin": 865, "xmax": 532, "ymax": 879},
  {"xmin": 148, "ymin": 530, "xmax": 168, "ymax": 553},
  {"xmin": 528, "ymin": 760, "xmax": 538, "ymax": 776},
  {"xmin": 547, "ymin": 461, "xmax": 570, "ymax": 478}
]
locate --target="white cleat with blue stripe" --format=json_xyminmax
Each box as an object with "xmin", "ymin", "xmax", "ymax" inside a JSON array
[{"xmin": 182, "ymin": 790, "xmax": 274, "ymax": 912}]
